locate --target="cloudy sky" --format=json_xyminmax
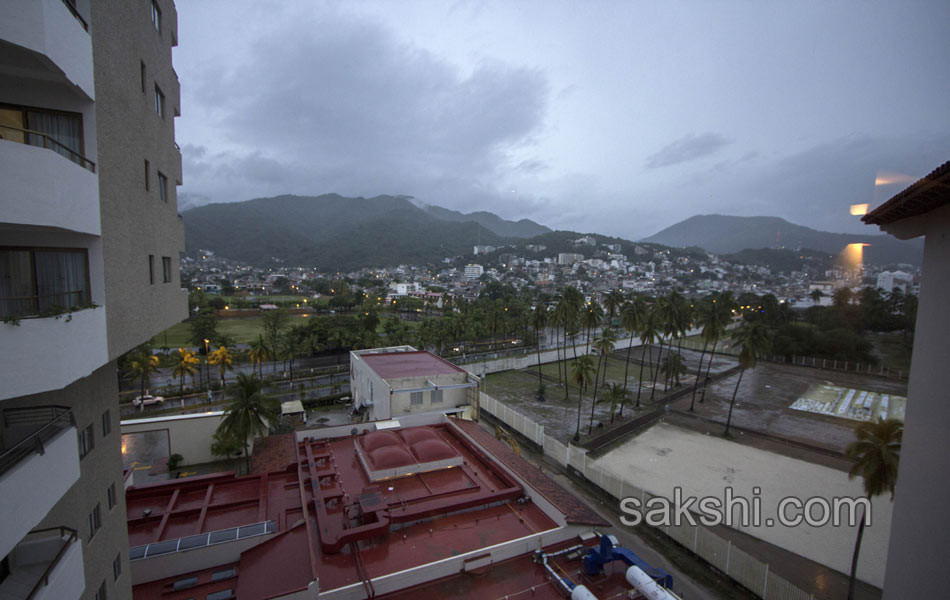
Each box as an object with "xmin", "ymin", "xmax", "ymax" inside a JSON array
[{"xmin": 175, "ymin": 0, "xmax": 950, "ymax": 239}]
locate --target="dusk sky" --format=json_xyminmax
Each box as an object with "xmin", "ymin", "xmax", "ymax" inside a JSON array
[{"xmin": 175, "ymin": 1, "xmax": 950, "ymax": 240}]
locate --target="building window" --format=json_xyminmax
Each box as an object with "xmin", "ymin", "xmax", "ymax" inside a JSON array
[
  {"xmin": 211, "ymin": 567, "xmax": 236, "ymax": 582},
  {"xmin": 0, "ymin": 247, "xmax": 90, "ymax": 319},
  {"xmin": 140, "ymin": 61, "xmax": 146, "ymax": 93},
  {"xmin": 162, "ymin": 257, "xmax": 172, "ymax": 283},
  {"xmin": 107, "ymin": 482, "xmax": 117, "ymax": 510},
  {"xmin": 410, "ymin": 392, "xmax": 423, "ymax": 406},
  {"xmin": 0, "ymin": 104, "xmax": 84, "ymax": 164},
  {"xmin": 172, "ymin": 577, "xmax": 198, "ymax": 591},
  {"xmin": 78, "ymin": 423, "xmax": 94, "ymax": 459},
  {"xmin": 112, "ymin": 553, "xmax": 121, "ymax": 581},
  {"xmin": 148, "ymin": 255, "xmax": 155, "ymax": 285},
  {"xmin": 431, "ymin": 389, "xmax": 443, "ymax": 404},
  {"xmin": 102, "ymin": 409, "xmax": 111, "ymax": 437},
  {"xmin": 157, "ymin": 172, "xmax": 167, "ymax": 202},
  {"xmin": 150, "ymin": 0, "xmax": 161, "ymax": 34},
  {"xmin": 206, "ymin": 590, "xmax": 234, "ymax": 600},
  {"xmin": 88, "ymin": 503, "xmax": 101, "ymax": 540},
  {"xmin": 94, "ymin": 580, "xmax": 106, "ymax": 600},
  {"xmin": 154, "ymin": 85, "xmax": 164, "ymax": 119},
  {"xmin": 144, "ymin": 159, "xmax": 150, "ymax": 190}
]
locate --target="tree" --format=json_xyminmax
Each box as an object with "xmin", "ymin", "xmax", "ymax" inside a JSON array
[
  {"xmin": 589, "ymin": 329, "xmax": 616, "ymax": 432},
  {"xmin": 571, "ymin": 355, "xmax": 596, "ymax": 442},
  {"xmin": 833, "ymin": 287, "xmax": 854, "ymax": 308},
  {"xmin": 278, "ymin": 335, "xmax": 302, "ymax": 387},
  {"xmin": 208, "ymin": 345, "xmax": 234, "ymax": 389},
  {"xmin": 172, "ymin": 348, "xmax": 199, "ymax": 407},
  {"xmin": 660, "ymin": 351, "xmax": 687, "ymax": 387},
  {"xmin": 618, "ymin": 295, "xmax": 645, "ymax": 416},
  {"xmin": 724, "ymin": 322, "xmax": 770, "ymax": 437},
  {"xmin": 636, "ymin": 307, "xmax": 660, "ymax": 408},
  {"xmin": 216, "ymin": 373, "xmax": 278, "ymax": 474},
  {"xmin": 582, "ymin": 300, "xmax": 604, "ymax": 354},
  {"xmin": 261, "ymin": 307, "xmax": 288, "ymax": 350},
  {"xmin": 650, "ymin": 296, "xmax": 676, "ymax": 400},
  {"xmin": 129, "ymin": 345, "xmax": 159, "ymax": 400},
  {"xmin": 603, "ymin": 383, "xmax": 627, "ymax": 424},
  {"xmin": 248, "ymin": 335, "xmax": 271, "ymax": 378},
  {"xmin": 531, "ymin": 304, "xmax": 548, "ymax": 400},
  {"xmin": 188, "ymin": 310, "xmax": 219, "ymax": 348},
  {"xmin": 810, "ymin": 289, "xmax": 823, "ymax": 304},
  {"xmin": 700, "ymin": 291, "xmax": 735, "ymax": 404},
  {"xmin": 844, "ymin": 418, "xmax": 902, "ymax": 600},
  {"xmin": 691, "ymin": 296, "xmax": 726, "ymax": 410},
  {"xmin": 603, "ymin": 289, "xmax": 624, "ymax": 328}
]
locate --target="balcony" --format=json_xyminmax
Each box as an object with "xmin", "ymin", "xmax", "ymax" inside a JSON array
[
  {"xmin": 0, "ymin": 0, "xmax": 94, "ymax": 99},
  {"xmin": 0, "ymin": 306, "xmax": 108, "ymax": 401},
  {"xmin": 0, "ymin": 408, "xmax": 79, "ymax": 560},
  {"xmin": 0, "ymin": 527, "xmax": 85, "ymax": 600},
  {"xmin": 0, "ymin": 131, "xmax": 100, "ymax": 236}
]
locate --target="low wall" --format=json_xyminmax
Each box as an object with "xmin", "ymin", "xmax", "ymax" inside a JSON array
[{"xmin": 121, "ymin": 412, "xmax": 251, "ymax": 467}]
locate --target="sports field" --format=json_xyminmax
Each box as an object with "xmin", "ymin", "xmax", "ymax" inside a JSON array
[{"xmin": 789, "ymin": 383, "xmax": 906, "ymax": 422}]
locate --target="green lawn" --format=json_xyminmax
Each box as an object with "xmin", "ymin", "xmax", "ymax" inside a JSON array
[{"xmin": 151, "ymin": 317, "xmax": 276, "ymax": 348}]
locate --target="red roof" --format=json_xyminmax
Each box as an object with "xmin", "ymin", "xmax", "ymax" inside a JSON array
[
  {"xmin": 360, "ymin": 350, "xmax": 464, "ymax": 379},
  {"xmin": 863, "ymin": 160, "xmax": 950, "ymax": 226}
]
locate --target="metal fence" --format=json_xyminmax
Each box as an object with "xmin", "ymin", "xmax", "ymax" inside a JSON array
[{"xmin": 478, "ymin": 392, "xmax": 816, "ymax": 600}]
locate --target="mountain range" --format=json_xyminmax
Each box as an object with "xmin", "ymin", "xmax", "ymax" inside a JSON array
[
  {"xmin": 182, "ymin": 196, "xmax": 922, "ymax": 269},
  {"xmin": 641, "ymin": 215, "xmax": 922, "ymax": 266}
]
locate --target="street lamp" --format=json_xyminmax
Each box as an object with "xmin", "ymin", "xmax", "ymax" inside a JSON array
[{"xmin": 203, "ymin": 338, "xmax": 210, "ymax": 391}]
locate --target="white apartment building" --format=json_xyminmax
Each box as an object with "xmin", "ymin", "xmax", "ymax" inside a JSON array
[
  {"xmin": 0, "ymin": 2, "xmax": 187, "ymax": 599},
  {"xmin": 876, "ymin": 270, "xmax": 913, "ymax": 294},
  {"xmin": 558, "ymin": 252, "xmax": 584, "ymax": 265},
  {"xmin": 463, "ymin": 263, "xmax": 484, "ymax": 279}
]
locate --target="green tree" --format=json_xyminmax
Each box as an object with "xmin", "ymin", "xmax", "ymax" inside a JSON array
[
  {"xmin": 618, "ymin": 295, "xmax": 645, "ymax": 416},
  {"xmin": 691, "ymin": 295, "xmax": 727, "ymax": 410},
  {"xmin": 216, "ymin": 373, "xmax": 278, "ymax": 474},
  {"xmin": 188, "ymin": 310, "xmax": 219, "ymax": 347},
  {"xmin": 603, "ymin": 289, "xmax": 624, "ymax": 328},
  {"xmin": 636, "ymin": 307, "xmax": 660, "ymax": 408},
  {"xmin": 603, "ymin": 382, "xmax": 627, "ymax": 424},
  {"xmin": 700, "ymin": 291, "xmax": 735, "ymax": 404},
  {"xmin": 571, "ymin": 354, "xmax": 596, "ymax": 442},
  {"xmin": 660, "ymin": 351, "xmax": 687, "ymax": 387},
  {"xmin": 172, "ymin": 347, "xmax": 199, "ymax": 407},
  {"xmin": 810, "ymin": 289, "xmax": 823, "ymax": 304},
  {"xmin": 531, "ymin": 304, "xmax": 548, "ymax": 400},
  {"xmin": 261, "ymin": 307, "xmax": 288, "ymax": 350},
  {"xmin": 129, "ymin": 345, "xmax": 159, "ymax": 401},
  {"xmin": 248, "ymin": 335, "xmax": 271, "ymax": 378},
  {"xmin": 208, "ymin": 345, "xmax": 234, "ymax": 389},
  {"xmin": 844, "ymin": 418, "xmax": 902, "ymax": 600},
  {"xmin": 724, "ymin": 322, "xmax": 770, "ymax": 436},
  {"xmin": 589, "ymin": 329, "xmax": 616, "ymax": 432},
  {"xmin": 582, "ymin": 300, "xmax": 604, "ymax": 354}
]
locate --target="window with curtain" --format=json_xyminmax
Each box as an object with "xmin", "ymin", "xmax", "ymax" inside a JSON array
[
  {"xmin": 0, "ymin": 248, "xmax": 89, "ymax": 318},
  {"xmin": 0, "ymin": 104, "xmax": 83, "ymax": 163}
]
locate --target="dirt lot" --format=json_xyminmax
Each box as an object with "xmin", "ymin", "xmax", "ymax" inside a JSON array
[{"xmin": 688, "ymin": 362, "xmax": 908, "ymax": 451}]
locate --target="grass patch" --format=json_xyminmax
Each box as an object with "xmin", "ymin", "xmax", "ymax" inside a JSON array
[{"xmin": 151, "ymin": 316, "xmax": 286, "ymax": 348}]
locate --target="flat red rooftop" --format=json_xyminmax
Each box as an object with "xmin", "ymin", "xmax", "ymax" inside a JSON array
[{"xmin": 360, "ymin": 350, "xmax": 465, "ymax": 380}]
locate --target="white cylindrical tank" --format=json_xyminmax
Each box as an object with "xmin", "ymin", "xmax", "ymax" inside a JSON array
[
  {"xmin": 625, "ymin": 565, "xmax": 680, "ymax": 600},
  {"xmin": 570, "ymin": 584, "xmax": 598, "ymax": 600}
]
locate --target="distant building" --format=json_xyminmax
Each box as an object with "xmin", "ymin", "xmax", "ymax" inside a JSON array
[
  {"xmin": 389, "ymin": 282, "xmax": 417, "ymax": 296},
  {"xmin": 603, "ymin": 243, "xmax": 622, "ymax": 253},
  {"xmin": 876, "ymin": 270, "xmax": 913, "ymax": 293},
  {"xmin": 349, "ymin": 346, "xmax": 480, "ymax": 421},
  {"xmin": 525, "ymin": 244, "xmax": 547, "ymax": 252},
  {"xmin": 464, "ymin": 264, "xmax": 484, "ymax": 279},
  {"xmin": 558, "ymin": 252, "xmax": 584, "ymax": 265},
  {"xmin": 574, "ymin": 236, "xmax": 596, "ymax": 246},
  {"xmin": 473, "ymin": 245, "xmax": 496, "ymax": 255}
]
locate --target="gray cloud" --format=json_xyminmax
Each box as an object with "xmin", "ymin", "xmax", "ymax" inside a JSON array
[
  {"xmin": 645, "ymin": 132, "xmax": 732, "ymax": 169},
  {"xmin": 180, "ymin": 13, "xmax": 549, "ymax": 212}
]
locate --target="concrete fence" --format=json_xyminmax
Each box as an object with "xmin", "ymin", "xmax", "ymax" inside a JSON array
[{"xmin": 478, "ymin": 392, "xmax": 816, "ymax": 600}]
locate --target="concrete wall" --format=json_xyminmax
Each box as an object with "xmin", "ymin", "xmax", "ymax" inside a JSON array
[
  {"xmin": 387, "ymin": 373, "xmax": 472, "ymax": 417},
  {"xmin": 881, "ymin": 202, "xmax": 950, "ymax": 598},
  {"xmin": 121, "ymin": 411, "xmax": 229, "ymax": 467},
  {"xmin": 90, "ymin": 0, "xmax": 187, "ymax": 361}
]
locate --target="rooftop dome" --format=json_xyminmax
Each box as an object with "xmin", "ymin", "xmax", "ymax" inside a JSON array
[
  {"xmin": 369, "ymin": 445, "xmax": 415, "ymax": 470},
  {"xmin": 361, "ymin": 430, "xmax": 402, "ymax": 452},
  {"xmin": 399, "ymin": 427, "xmax": 440, "ymax": 445},
  {"xmin": 410, "ymin": 438, "xmax": 457, "ymax": 463}
]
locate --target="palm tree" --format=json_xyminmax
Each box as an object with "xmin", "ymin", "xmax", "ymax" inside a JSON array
[
  {"xmin": 651, "ymin": 296, "xmax": 676, "ymax": 400},
  {"xmin": 618, "ymin": 295, "xmax": 645, "ymax": 416},
  {"xmin": 660, "ymin": 351, "xmax": 687, "ymax": 387},
  {"xmin": 216, "ymin": 373, "xmax": 278, "ymax": 474},
  {"xmin": 172, "ymin": 348, "xmax": 199, "ymax": 408},
  {"xmin": 208, "ymin": 345, "xmax": 234, "ymax": 389},
  {"xmin": 582, "ymin": 300, "xmax": 604, "ymax": 354},
  {"xmin": 248, "ymin": 335, "xmax": 271, "ymax": 378},
  {"xmin": 589, "ymin": 329, "xmax": 617, "ymax": 432},
  {"xmin": 700, "ymin": 291, "xmax": 734, "ymax": 404},
  {"xmin": 724, "ymin": 322, "xmax": 770, "ymax": 437},
  {"xmin": 636, "ymin": 307, "xmax": 660, "ymax": 409},
  {"xmin": 278, "ymin": 335, "xmax": 302, "ymax": 388},
  {"xmin": 603, "ymin": 383, "xmax": 627, "ymax": 424},
  {"xmin": 531, "ymin": 304, "xmax": 548, "ymax": 399},
  {"xmin": 844, "ymin": 418, "xmax": 902, "ymax": 600},
  {"xmin": 129, "ymin": 345, "xmax": 159, "ymax": 401},
  {"xmin": 690, "ymin": 298, "xmax": 724, "ymax": 410},
  {"xmin": 571, "ymin": 355, "xmax": 596, "ymax": 442},
  {"xmin": 810, "ymin": 289, "xmax": 823, "ymax": 304},
  {"xmin": 603, "ymin": 289, "xmax": 624, "ymax": 328}
]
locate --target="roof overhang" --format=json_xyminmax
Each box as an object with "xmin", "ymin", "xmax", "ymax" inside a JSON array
[{"xmin": 863, "ymin": 161, "xmax": 950, "ymax": 239}]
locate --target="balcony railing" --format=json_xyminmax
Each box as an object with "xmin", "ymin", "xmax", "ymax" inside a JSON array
[
  {"xmin": 0, "ymin": 124, "xmax": 95, "ymax": 172},
  {"xmin": 1, "ymin": 291, "xmax": 89, "ymax": 320},
  {"xmin": 0, "ymin": 406, "xmax": 74, "ymax": 478},
  {"xmin": 24, "ymin": 526, "xmax": 79, "ymax": 600}
]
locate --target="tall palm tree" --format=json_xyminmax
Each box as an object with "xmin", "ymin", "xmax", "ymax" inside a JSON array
[
  {"xmin": 582, "ymin": 300, "xmax": 604, "ymax": 355},
  {"xmin": 603, "ymin": 382, "xmax": 627, "ymax": 424},
  {"xmin": 531, "ymin": 304, "xmax": 548, "ymax": 399},
  {"xmin": 690, "ymin": 298, "xmax": 721, "ymax": 410},
  {"xmin": 571, "ymin": 355, "xmax": 596, "ymax": 442},
  {"xmin": 589, "ymin": 329, "xmax": 616, "ymax": 432},
  {"xmin": 603, "ymin": 289, "xmax": 625, "ymax": 327},
  {"xmin": 172, "ymin": 348, "xmax": 199, "ymax": 408},
  {"xmin": 248, "ymin": 335, "xmax": 271, "ymax": 378},
  {"xmin": 217, "ymin": 373, "xmax": 278, "ymax": 474},
  {"xmin": 618, "ymin": 295, "xmax": 645, "ymax": 416},
  {"xmin": 724, "ymin": 322, "xmax": 770, "ymax": 436},
  {"xmin": 129, "ymin": 345, "xmax": 159, "ymax": 401},
  {"xmin": 844, "ymin": 418, "xmax": 902, "ymax": 600},
  {"xmin": 636, "ymin": 307, "xmax": 660, "ymax": 408},
  {"xmin": 278, "ymin": 335, "xmax": 302, "ymax": 388},
  {"xmin": 810, "ymin": 289, "xmax": 823, "ymax": 304},
  {"xmin": 651, "ymin": 296, "xmax": 676, "ymax": 400},
  {"xmin": 208, "ymin": 345, "xmax": 234, "ymax": 389},
  {"xmin": 553, "ymin": 298, "xmax": 571, "ymax": 393},
  {"xmin": 700, "ymin": 291, "xmax": 735, "ymax": 404},
  {"xmin": 660, "ymin": 351, "xmax": 687, "ymax": 387}
]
